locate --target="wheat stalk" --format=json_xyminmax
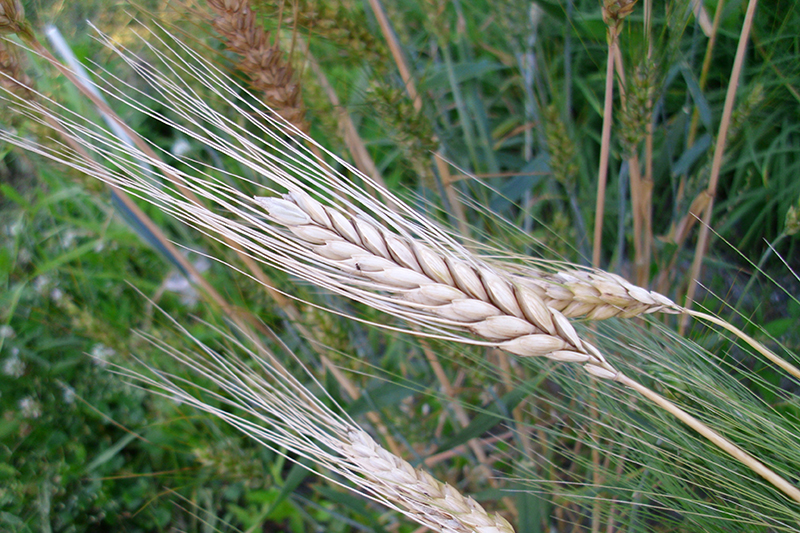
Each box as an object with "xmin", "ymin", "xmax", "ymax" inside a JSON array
[{"xmin": 119, "ymin": 316, "xmax": 515, "ymax": 533}]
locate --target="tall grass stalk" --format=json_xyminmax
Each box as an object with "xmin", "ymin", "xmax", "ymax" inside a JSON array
[{"xmin": 681, "ymin": 0, "xmax": 759, "ymax": 334}]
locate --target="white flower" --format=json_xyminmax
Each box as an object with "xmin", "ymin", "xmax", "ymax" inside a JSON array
[
  {"xmin": 2, "ymin": 350, "xmax": 24, "ymax": 378},
  {"xmin": 18, "ymin": 397, "xmax": 42, "ymax": 419},
  {"xmin": 61, "ymin": 229, "xmax": 78, "ymax": 249},
  {"xmin": 0, "ymin": 325, "xmax": 14, "ymax": 339},
  {"xmin": 90, "ymin": 344, "xmax": 116, "ymax": 366},
  {"xmin": 61, "ymin": 384, "xmax": 76, "ymax": 404},
  {"xmin": 33, "ymin": 276, "xmax": 49, "ymax": 293}
]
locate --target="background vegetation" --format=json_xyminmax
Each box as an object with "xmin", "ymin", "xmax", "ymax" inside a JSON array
[{"xmin": 1, "ymin": 0, "xmax": 799, "ymax": 531}]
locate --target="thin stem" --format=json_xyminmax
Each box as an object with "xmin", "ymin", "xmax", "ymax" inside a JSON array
[
  {"xmin": 642, "ymin": 0, "xmax": 654, "ymax": 287},
  {"xmin": 681, "ymin": 0, "xmax": 759, "ymax": 334},
  {"xmin": 616, "ymin": 372, "xmax": 800, "ymax": 505},
  {"xmin": 682, "ymin": 307, "xmax": 800, "ymax": 382},
  {"xmin": 593, "ymin": 29, "xmax": 617, "ymax": 268},
  {"xmin": 687, "ymin": 0, "xmax": 726, "ymax": 148}
]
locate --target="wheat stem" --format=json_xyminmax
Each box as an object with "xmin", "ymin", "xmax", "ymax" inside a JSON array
[
  {"xmin": 616, "ymin": 373, "xmax": 800, "ymax": 505},
  {"xmin": 683, "ymin": 308, "xmax": 800, "ymax": 382},
  {"xmin": 682, "ymin": 0, "xmax": 760, "ymax": 334},
  {"xmin": 592, "ymin": 32, "xmax": 615, "ymax": 269}
]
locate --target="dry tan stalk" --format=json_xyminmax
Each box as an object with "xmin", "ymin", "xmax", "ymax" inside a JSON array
[
  {"xmin": 681, "ymin": 0, "xmax": 760, "ymax": 334},
  {"xmin": 205, "ymin": 0, "xmax": 305, "ymax": 129},
  {"xmin": 592, "ymin": 16, "xmax": 616, "ymax": 268},
  {"xmin": 257, "ymin": 190, "xmax": 619, "ymax": 381}
]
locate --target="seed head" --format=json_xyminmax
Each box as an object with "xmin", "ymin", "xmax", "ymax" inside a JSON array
[
  {"xmin": 0, "ymin": 0, "xmax": 25, "ymax": 34},
  {"xmin": 603, "ymin": 0, "xmax": 638, "ymax": 29},
  {"xmin": 786, "ymin": 204, "xmax": 800, "ymax": 236}
]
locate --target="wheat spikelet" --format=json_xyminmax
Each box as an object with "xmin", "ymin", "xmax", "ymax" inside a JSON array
[
  {"xmin": 120, "ymin": 318, "xmax": 515, "ymax": 533},
  {"xmin": 513, "ymin": 267, "xmax": 680, "ymax": 320}
]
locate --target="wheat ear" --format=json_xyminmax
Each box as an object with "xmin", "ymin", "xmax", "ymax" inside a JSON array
[
  {"xmin": 120, "ymin": 319, "xmax": 515, "ymax": 533},
  {"xmin": 255, "ymin": 191, "xmax": 619, "ymax": 380},
  {"xmin": 205, "ymin": 0, "xmax": 305, "ymax": 128}
]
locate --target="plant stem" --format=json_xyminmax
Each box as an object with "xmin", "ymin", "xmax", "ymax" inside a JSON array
[
  {"xmin": 681, "ymin": 0, "xmax": 759, "ymax": 334},
  {"xmin": 682, "ymin": 307, "xmax": 800, "ymax": 382},
  {"xmin": 616, "ymin": 373, "xmax": 800, "ymax": 505},
  {"xmin": 641, "ymin": 0, "xmax": 654, "ymax": 287},
  {"xmin": 593, "ymin": 28, "xmax": 617, "ymax": 268},
  {"xmin": 687, "ymin": 0, "xmax": 726, "ymax": 148}
]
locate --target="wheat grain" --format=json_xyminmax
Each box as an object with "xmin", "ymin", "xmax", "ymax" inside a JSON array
[{"xmin": 121, "ymin": 319, "xmax": 515, "ymax": 533}]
